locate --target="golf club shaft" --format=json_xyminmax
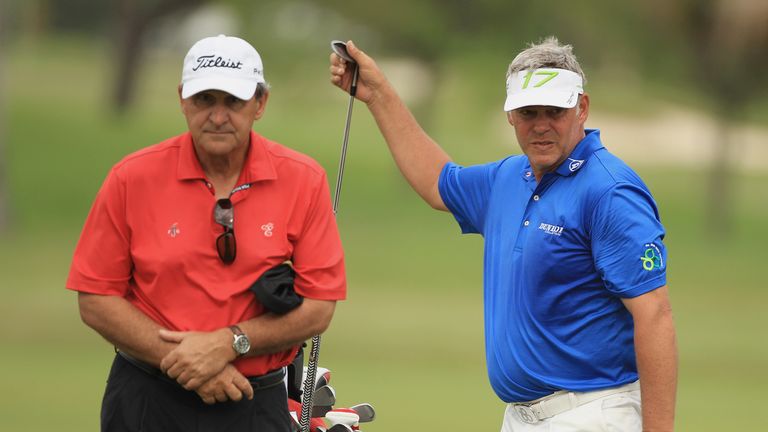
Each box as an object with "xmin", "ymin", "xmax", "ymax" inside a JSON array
[
  {"xmin": 332, "ymin": 65, "xmax": 359, "ymax": 215},
  {"xmin": 301, "ymin": 64, "xmax": 359, "ymax": 432}
]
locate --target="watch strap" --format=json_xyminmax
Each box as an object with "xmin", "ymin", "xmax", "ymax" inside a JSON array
[{"xmin": 229, "ymin": 325, "xmax": 245, "ymax": 336}]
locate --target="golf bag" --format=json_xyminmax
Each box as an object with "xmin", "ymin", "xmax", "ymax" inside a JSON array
[{"xmin": 251, "ymin": 265, "xmax": 374, "ymax": 431}]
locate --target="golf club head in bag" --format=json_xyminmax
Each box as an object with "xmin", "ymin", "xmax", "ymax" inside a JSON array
[
  {"xmin": 311, "ymin": 385, "xmax": 337, "ymax": 418},
  {"xmin": 313, "ymin": 385, "xmax": 336, "ymax": 406},
  {"xmin": 350, "ymin": 403, "xmax": 376, "ymax": 423},
  {"xmin": 288, "ymin": 399, "xmax": 326, "ymax": 432},
  {"xmin": 288, "ymin": 381, "xmax": 377, "ymax": 431},
  {"xmin": 325, "ymin": 408, "xmax": 359, "ymax": 428},
  {"xmin": 301, "ymin": 366, "xmax": 332, "ymax": 392}
]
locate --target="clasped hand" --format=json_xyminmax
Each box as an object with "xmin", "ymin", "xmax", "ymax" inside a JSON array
[{"xmin": 159, "ymin": 328, "xmax": 253, "ymax": 404}]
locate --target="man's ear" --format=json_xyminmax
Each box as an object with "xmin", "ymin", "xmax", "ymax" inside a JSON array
[
  {"xmin": 577, "ymin": 93, "xmax": 590, "ymax": 124},
  {"xmin": 253, "ymin": 91, "xmax": 270, "ymax": 121},
  {"xmin": 178, "ymin": 84, "xmax": 186, "ymax": 114}
]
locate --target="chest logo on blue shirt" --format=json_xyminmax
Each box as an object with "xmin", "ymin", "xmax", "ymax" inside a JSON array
[
  {"xmin": 641, "ymin": 243, "xmax": 664, "ymax": 271},
  {"xmin": 568, "ymin": 158, "xmax": 585, "ymax": 172},
  {"xmin": 538, "ymin": 222, "xmax": 564, "ymax": 236}
]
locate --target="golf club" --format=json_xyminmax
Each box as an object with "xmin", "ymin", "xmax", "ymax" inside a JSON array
[
  {"xmin": 315, "ymin": 368, "xmax": 332, "ymax": 390},
  {"xmin": 350, "ymin": 403, "xmax": 376, "ymax": 423},
  {"xmin": 327, "ymin": 425, "xmax": 354, "ymax": 432},
  {"xmin": 312, "ymin": 404, "xmax": 334, "ymax": 419},
  {"xmin": 329, "ymin": 40, "xmax": 359, "ymax": 214},
  {"xmin": 311, "ymin": 385, "xmax": 336, "ymax": 418},
  {"xmin": 299, "ymin": 366, "xmax": 331, "ymax": 392},
  {"xmin": 325, "ymin": 408, "xmax": 360, "ymax": 427},
  {"xmin": 313, "ymin": 385, "xmax": 336, "ymax": 407},
  {"xmin": 300, "ymin": 40, "xmax": 359, "ymax": 432}
]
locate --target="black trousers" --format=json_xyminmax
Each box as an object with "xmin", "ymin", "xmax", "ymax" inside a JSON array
[{"xmin": 101, "ymin": 354, "xmax": 292, "ymax": 432}]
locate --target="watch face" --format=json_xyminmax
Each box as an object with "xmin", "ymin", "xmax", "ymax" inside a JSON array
[{"xmin": 233, "ymin": 335, "xmax": 251, "ymax": 355}]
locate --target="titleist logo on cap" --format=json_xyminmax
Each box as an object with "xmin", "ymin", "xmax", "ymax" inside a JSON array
[
  {"xmin": 192, "ymin": 55, "xmax": 244, "ymax": 72},
  {"xmin": 180, "ymin": 35, "xmax": 265, "ymax": 100}
]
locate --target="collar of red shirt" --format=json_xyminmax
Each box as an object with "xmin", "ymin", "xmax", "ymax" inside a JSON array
[{"xmin": 176, "ymin": 130, "xmax": 278, "ymax": 183}]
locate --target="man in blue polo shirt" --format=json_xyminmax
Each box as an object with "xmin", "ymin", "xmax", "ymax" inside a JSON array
[{"xmin": 330, "ymin": 36, "xmax": 677, "ymax": 431}]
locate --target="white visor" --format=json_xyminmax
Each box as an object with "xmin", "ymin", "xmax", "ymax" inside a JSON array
[{"xmin": 504, "ymin": 68, "xmax": 583, "ymax": 111}]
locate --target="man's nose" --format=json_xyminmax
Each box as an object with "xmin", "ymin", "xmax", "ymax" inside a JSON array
[
  {"xmin": 532, "ymin": 112, "xmax": 550, "ymax": 133},
  {"xmin": 209, "ymin": 103, "xmax": 229, "ymax": 125}
]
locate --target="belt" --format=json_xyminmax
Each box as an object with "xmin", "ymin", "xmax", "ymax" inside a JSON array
[
  {"xmin": 117, "ymin": 351, "xmax": 286, "ymax": 390},
  {"xmin": 509, "ymin": 381, "xmax": 640, "ymax": 424}
]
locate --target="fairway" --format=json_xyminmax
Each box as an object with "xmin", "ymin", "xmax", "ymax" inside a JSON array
[{"xmin": 1, "ymin": 36, "xmax": 767, "ymax": 431}]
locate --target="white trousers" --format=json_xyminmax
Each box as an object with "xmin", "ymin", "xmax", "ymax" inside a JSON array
[{"xmin": 500, "ymin": 386, "xmax": 641, "ymax": 432}]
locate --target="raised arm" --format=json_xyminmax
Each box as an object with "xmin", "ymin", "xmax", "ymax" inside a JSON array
[{"xmin": 330, "ymin": 41, "xmax": 451, "ymax": 211}]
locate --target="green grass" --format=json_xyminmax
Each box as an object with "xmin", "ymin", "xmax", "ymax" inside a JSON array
[{"xmin": 2, "ymin": 35, "xmax": 767, "ymax": 431}]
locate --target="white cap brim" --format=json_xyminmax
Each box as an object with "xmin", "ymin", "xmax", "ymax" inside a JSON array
[
  {"xmin": 181, "ymin": 77, "xmax": 258, "ymax": 100},
  {"xmin": 504, "ymin": 68, "xmax": 583, "ymax": 111}
]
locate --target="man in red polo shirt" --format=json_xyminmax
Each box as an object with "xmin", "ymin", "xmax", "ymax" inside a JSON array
[{"xmin": 67, "ymin": 35, "xmax": 346, "ymax": 432}]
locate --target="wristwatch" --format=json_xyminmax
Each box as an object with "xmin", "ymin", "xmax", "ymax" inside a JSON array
[{"xmin": 229, "ymin": 325, "xmax": 250, "ymax": 357}]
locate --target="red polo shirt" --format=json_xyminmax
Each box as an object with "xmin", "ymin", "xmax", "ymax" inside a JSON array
[{"xmin": 67, "ymin": 131, "xmax": 346, "ymax": 376}]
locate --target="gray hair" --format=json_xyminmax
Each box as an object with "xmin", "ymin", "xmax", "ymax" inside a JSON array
[
  {"xmin": 506, "ymin": 36, "xmax": 587, "ymax": 86},
  {"xmin": 254, "ymin": 82, "xmax": 270, "ymax": 100}
]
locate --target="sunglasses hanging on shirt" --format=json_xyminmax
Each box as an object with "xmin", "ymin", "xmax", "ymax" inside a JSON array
[
  {"xmin": 211, "ymin": 183, "xmax": 254, "ymax": 265},
  {"xmin": 213, "ymin": 198, "xmax": 236, "ymax": 264}
]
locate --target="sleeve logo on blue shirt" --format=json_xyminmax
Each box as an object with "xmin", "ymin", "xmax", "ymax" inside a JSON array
[{"xmin": 641, "ymin": 243, "xmax": 664, "ymax": 271}]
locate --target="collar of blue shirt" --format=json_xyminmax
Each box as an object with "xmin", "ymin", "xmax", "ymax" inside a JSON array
[{"xmin": 520, "ymin": 128, "xmax": 605, "ymax": 181}]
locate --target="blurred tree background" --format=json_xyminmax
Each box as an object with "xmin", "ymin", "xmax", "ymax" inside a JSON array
[{"xmin": 1, "ymin": 0, "xmax": 767, "ymax": 431}]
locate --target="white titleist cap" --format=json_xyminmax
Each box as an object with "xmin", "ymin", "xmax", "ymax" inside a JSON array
[
  {"xmin": 504, "ymin": 68, "xmax": 583, "ymax": 111},
  {"xmin": 181, "ymin": 35, "xmax": 265, "ymax": 100}
]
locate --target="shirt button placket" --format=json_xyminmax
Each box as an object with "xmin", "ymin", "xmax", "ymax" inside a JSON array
[{"xmin": 524, "ymin": 194, "xmax": 540, "ymax": 227}]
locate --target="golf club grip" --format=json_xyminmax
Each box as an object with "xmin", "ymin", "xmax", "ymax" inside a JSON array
[
  {"xmin": 299, "ymin": 335, "xmax": 321, "ymax": 432},
  {"xmin": 350, "ymin": 66, "xmax": 359, "ymax": 97}
]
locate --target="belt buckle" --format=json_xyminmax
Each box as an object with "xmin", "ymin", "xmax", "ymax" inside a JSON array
[{"xmin": 514, "ymin": 404, "xmax": 539, "ymax": 424}]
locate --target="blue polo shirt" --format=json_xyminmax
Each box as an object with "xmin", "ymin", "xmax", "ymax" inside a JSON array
[{"xmin": 438, "ymin": 129, "xmax": 667, "ymax": 402}]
